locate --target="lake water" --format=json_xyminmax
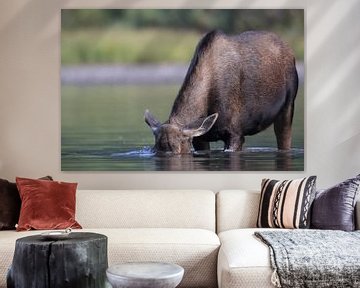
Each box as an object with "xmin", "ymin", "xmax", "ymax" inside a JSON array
[{"xmin": 61, "ymin": 85, "xmax": 304, "ymax": 171}]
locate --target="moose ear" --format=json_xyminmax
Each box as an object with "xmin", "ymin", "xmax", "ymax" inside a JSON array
[
  {"xmin": 144, "ymin": 109, "xmax": 161, "ymax": 132},
  {"xmin": 183, "ymin": 113, "xmax": 218, "ymax": 137}
]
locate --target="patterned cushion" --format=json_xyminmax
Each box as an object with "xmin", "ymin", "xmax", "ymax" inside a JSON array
[{"xmin": 257, "ymin": 176, "xmax": 317, "ymax": 229}]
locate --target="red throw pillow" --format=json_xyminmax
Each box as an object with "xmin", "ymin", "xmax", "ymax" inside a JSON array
[{"xmin": 16, "ymin": 177, "xmax": 82, "ymax": 231}]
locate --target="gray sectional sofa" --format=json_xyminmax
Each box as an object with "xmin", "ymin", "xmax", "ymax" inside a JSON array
[{"xmin": 1, "ymin": 189, "xmax": 359, "ymax": 288}]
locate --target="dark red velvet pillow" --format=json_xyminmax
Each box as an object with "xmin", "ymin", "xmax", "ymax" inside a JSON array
[{"xmin": 16, "ymin": 177, "xmax": 82, "ymax": 231}]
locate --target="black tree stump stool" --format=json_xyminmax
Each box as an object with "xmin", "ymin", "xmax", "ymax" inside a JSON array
[{"xmin": 7, "ymin": 232, "xmax": 108, "ymax": 288}]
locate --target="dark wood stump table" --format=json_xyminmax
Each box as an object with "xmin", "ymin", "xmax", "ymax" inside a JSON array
[{"xmin": 7, "ymin": 232, "xmax": 108, "ymax": 288}]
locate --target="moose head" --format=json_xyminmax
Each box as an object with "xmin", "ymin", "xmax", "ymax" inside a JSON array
[{"xmin": 144, "ymin": 110, "xmax": 218, "ymax": 154}]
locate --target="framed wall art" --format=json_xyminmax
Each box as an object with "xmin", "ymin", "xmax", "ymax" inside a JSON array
[{"xmin": 61, "ymin": 9, "xmax": 304, "ymax": 171}]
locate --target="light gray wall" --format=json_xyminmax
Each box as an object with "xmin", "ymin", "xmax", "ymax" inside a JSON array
[{"xmin": 0, "ymin": 0, "xmax": 359, "ymax": 190}]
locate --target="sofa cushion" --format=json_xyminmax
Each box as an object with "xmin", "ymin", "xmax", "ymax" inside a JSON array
[
  {"xmin": 257, "ymin": 176, "xmax": 317, "ymax": 228},
  {"xmin": 16, "ymin": 177, "xmax": 82, "ymax": 231},
  {"xmin": 0, "ymin": 176, "xmax": 53, "ymax": 230},
  {"xmin": 0, "ymin": 228, "xmax": 220, "ymax": 288},
  {"xmin": 104, "ymin": 228, "xmax": 219, "ymax": 288},
  {"xmin": 216, "ymin": 190, "xmax": 260, "ymax": 233},
  {"xmin": 311, "ymin": 174, "xmax": 360, "ymax": 231},
  {"xmin": 0, "ymin": 179, "xmax": 20, "ymax": 230},
  {"xmin": 218, "ymin": 228, "xmax": 278, "ymax": 288},
  {"xmin": 76, "ymin": 190, "xmax": 216, "ymax": 231}
]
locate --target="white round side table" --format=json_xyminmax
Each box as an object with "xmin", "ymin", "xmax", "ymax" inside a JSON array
[{"xmin": 106, "ymin": 262, "xmax": 184, "ymax": 288}]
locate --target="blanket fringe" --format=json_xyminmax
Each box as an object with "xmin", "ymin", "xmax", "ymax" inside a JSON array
[{"xmin": 271, "ymin": 269, "xmax": 281, "ymax": 287}]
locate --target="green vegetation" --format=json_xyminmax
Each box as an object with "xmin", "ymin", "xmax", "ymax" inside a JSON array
[
  {"xmin": 61, "ymin": 9, "xmax": 304, "ymax": 64},
  {"xmin": 62, "ymin": 27, "xmax": 201, "ymax": 64}
]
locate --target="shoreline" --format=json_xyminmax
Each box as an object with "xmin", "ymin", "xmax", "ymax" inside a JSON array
[{"xmin": 61, "ymin": 62, "xmax": 305, "ymax": 86}]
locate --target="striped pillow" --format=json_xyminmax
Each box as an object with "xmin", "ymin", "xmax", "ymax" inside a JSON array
[{"xmin": 257, "ymin": 176, "xmax": 317, "ymax": 229}]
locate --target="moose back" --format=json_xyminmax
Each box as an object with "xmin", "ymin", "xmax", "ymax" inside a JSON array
[{"xmin": 145, "ymin": 30, "xmax": 298, "ymax": 154}]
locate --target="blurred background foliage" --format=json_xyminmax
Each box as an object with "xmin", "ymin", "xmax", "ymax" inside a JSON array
[{"xmin": 61, "ymin": 9, "xmax": 304, "ymax": 64}]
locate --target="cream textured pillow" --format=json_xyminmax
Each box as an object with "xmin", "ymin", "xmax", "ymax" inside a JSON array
[{"xmin": 257, "ymin": 176, "xmax": 317, "ymax": 229}]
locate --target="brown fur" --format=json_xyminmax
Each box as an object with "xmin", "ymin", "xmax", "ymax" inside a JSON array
[{"xmin": 145, "ymin": 30, "xmax": 298, "ymax": 154}]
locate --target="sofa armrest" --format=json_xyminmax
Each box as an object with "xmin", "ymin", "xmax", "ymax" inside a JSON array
[{"xmin": 356, "ymin": 200, "xmax": 360, "ymax": 230}]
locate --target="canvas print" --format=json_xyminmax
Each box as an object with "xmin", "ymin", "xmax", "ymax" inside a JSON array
[{"xmin": 61, "ymin": 9, "xmax": 304, "ymax": 171}]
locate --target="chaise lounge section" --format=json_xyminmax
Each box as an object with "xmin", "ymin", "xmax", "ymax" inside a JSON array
[
  {"xmin": 216, "ymin": 189, "xmax": 360, "ymax": 288},
  {"xmin": 217, "ymin": 190, "xmax": 275, "ymax": 288}
]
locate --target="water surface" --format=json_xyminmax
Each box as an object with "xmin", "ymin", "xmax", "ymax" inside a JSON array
[{"xmin": 61, "ymin": 85, "xmax": 304, "ymax": 171}]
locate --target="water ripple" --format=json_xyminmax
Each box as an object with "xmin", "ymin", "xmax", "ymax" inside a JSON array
[{"xmin": 111, "ymin": 146, "xmax": 155, "ymax": 158}]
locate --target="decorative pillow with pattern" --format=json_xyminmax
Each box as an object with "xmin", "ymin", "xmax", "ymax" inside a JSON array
[{"xmin": 257, "ymin": 176, "xmax": 317, "ymax": 229}]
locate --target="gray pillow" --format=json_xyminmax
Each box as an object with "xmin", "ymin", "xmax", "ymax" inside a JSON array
[{"xmin": 311, "ymin": 174, "xmax": 360, "ymax": 231}]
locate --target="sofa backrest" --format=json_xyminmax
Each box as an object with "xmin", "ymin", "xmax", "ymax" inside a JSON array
[
  {"xmin": 76, "ymin": 190, "xmax": 216, "ymax": 231},
  {"xmin": 217, "ymin": 190, "xmax": 360, "ymax": 232},
  {"xmin": 216, "ymin": 190, "xmax": 260, "ymax": 233}
]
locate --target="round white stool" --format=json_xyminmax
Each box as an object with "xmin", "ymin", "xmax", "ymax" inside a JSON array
[{"xmin": 106, "ymin": 262, "xmax": 184, "ymax": 288}]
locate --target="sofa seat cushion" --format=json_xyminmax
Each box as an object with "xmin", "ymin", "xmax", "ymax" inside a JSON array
[
  {"xmin": 0, "ymin": 228, "xmax": 219, "ymax": 288},
  {"xmin": 218, "ymin": 228, "xmax": 281, "ymax": 288},
  {"xmin": 101, "ymin": 228, "xmax": 220, "ymax": 288}
]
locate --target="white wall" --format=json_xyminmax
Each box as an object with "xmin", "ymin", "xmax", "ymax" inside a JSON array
[{"xmin": 0, "ymin": 0, "xmax": 359, "ymax": 190}]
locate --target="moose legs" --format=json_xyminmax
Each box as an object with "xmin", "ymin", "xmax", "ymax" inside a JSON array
[
  {"xmin": 192, "ymin": 138, "xmax": 210, "ymax": 151},
  {"xmin": 224, "ymin": 134, "xmax": 245, "ymax": 151},
  {"xmin": 192, "ymin": 132, "xmax": 245, "ymax": 152},
  {"xmin": 274, "ymin": 66, "xmax": 298, "ymax": 150},
  {"xmin": 274, "ymin": 100, "xmax": 295, "ymax": 150}
]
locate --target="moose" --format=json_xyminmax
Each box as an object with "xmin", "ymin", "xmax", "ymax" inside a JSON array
[{"xmin": 145, "ymin": 30, "xmax": 298, "ymax": 154}]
